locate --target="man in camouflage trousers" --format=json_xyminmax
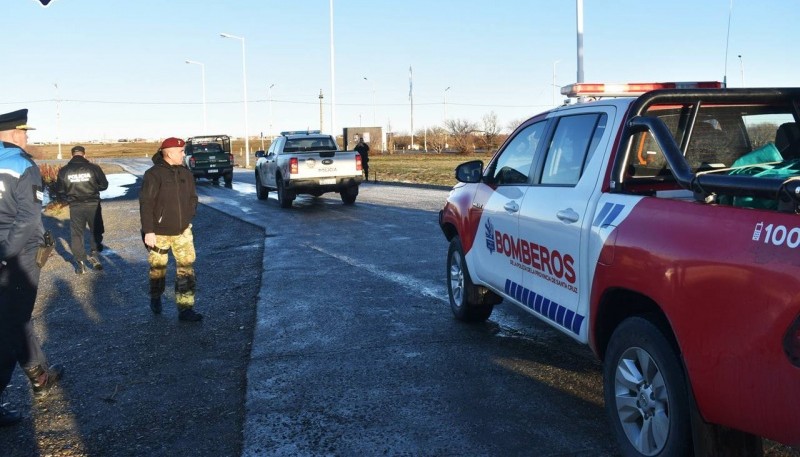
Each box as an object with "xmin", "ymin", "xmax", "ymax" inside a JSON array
[{"xmin": 138, "ymin": 137, "xmax": 202, "ymax": 322}]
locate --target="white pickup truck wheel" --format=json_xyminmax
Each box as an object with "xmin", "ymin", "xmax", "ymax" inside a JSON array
[
  {"xmin": 277, "ymin": 176, "xmax": 294, "ymax": 208},
  {"xmin": 255, "ymin": 173, "xmax": 268, "ymax": 200},
  {"xmin": 340, "ymin": 185, "xmax": 358, "ymax": 205},
  {"xmin": 604, "ymin": 317, "xmax": 692, "ymax": 457},
  {"xmin": 447, "ymin": 237, "xmax": 493, "ymax": 322}
]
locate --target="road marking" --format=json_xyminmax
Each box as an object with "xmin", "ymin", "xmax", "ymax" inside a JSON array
[{"xmin": 306, "ymin": 243, "xmax": 448, "ymax": 303}]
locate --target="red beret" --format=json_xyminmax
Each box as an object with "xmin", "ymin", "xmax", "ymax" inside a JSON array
[{"xmin": 160, "ymin": 137, "xmax": 185, "ymax": 149}]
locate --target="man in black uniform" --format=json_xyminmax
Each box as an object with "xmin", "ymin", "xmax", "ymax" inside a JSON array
[
  {"xmin": 57, "ymin": 145, "xmax": 109, "ymax": 273},
  {"xmin": 0, "ymin": 109, "xmax": 64, "ymax": 426},
  {"xmin": 354, "ymin": 136, "xmax": 370, "ymax": 181}
]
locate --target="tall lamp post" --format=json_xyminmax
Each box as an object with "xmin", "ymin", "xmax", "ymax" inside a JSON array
[
  {"xmin": 220, "ymin": 32, "xmax": 250, "ymax": 168},
  {"xmin": 54, "ymin": 83, "xmax": 62, "ymax": 160},
  {"xmin": 363, "ymin": 77, "xmax": 376, "ymax": 126},
  {"xmin": 185, "ymin": 60, "xmax": 207, "ymax": 133},
  {"xmin": 443, "ymin": 86, "xmax": 451, "ymax": 122},
  {"xmin": 552, "ymin": 60, "xmax": 561, "ymax": 106},
  {"xmin": 268, "ymin": 83, "xmax": 275, "ymax": 140},
  {"xmin": 738, "ymin": 54, "xmax": 745, "ymax": 87}
]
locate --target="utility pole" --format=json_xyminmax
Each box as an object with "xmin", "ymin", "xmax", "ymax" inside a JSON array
[
  {"xmin": 54, "ymin": 83, "xmax": 62, "ymax": 160},
  {"xmin": 319, "ymin": 89, "xmax": 324, "ymax": 132}
]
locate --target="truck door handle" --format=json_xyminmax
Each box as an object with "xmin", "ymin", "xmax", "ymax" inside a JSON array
[
  {"xmin": 504, "ymin": 201, "xmax": 520, "ymax": 213},
  {"xmin": 556, "ymin": 208, "xmax": 580, "ymax": 223}
]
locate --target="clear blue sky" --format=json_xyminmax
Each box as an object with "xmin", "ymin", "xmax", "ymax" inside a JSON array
[{"xmin": 3, "ymin": 0, "xmax": 798, "ymax": 144}]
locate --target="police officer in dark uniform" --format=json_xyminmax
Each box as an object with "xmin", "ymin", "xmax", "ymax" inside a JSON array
[
  {"xmin": 0, "ymin": 109, "xmax": 64, "ymax": 426},
  {"xmin": 354, "ymin": 136, "xmax": 370, "ymax": 181},
  {"xmin": 56, "ymin": 145, "xmax": 109, "ymax": 273}
]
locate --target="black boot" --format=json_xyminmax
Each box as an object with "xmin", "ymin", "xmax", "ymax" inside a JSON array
[
  {"xmin": 150, "ymin": 296, "xmax": 162, "ymax": 314},
  {"xmin": 0, "ymin": 402, "xmax": 21, "ymax": 427},
  {"xmin": 24, "ymin": 364, "xmax": 64, "ymax": 399},
  {"xmin": 178, "ymin": 308, "xmax": 203, "ymax": 322}
]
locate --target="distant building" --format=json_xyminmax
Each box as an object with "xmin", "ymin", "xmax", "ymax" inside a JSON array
[{"xmin": 342, "ymin": 126, "xmax": 384, "ymax": 151}]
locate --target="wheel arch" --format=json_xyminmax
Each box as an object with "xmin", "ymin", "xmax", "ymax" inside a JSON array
[
  {"xmin": 440, "ymin": 221, "xmax": 458, "ymax": 242},
  {"xmin": 593, "ymin": 288, "xmax": 680, "ymax": 362}
]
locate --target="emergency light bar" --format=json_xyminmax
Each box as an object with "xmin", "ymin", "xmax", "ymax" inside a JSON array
[
  {"xmin": 560, "ymin": 81, "xmax": 723, "ymax": 98},
  {"xmin": 281, "ymin": 130, "xmax": 322, "ymax": 136}
]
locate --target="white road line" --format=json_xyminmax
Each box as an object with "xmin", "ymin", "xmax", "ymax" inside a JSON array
[{"xmin": 306, "ymin": 243, "xmax": 448, "ymax": 303}]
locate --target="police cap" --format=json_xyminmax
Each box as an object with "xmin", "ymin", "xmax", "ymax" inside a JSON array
[{"xmin": 0, "ymin": 109, "xmax": 35, "ymax": 131}]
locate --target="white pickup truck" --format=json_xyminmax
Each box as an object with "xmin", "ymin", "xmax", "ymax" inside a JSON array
[{"xmin": 254, "ymin": 130, "xmax": 363, "ymax": 208}]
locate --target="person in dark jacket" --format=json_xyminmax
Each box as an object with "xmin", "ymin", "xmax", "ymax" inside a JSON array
[
  {"xmin": 56, "ymin": 145, "xmax": 109, "ymax": 273},
  {"xmin": 354, "ymin": 136, "xmax": 370, "ymax": 181},
  {"xmin": 139, "ymin": 137, "xmax": 202, "ymax": 322},
  {"xmin": 0, "ymin": 109, "xmax": 64, "ymax": 427}
]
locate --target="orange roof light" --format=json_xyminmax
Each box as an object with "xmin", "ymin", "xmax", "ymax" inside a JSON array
[{"xmin": 561, "ymin": 81, "xmax": 723, "ymax": 98}]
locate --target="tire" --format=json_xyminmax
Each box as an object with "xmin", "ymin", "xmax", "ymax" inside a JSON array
[
  {"xmin": 447, "ymin": 237, "xmax": 494, "ymax": 322},
  {"xmin": 223, "ymin": 171, "xmax": 233, "ymax": 188},
  {"xmin": 276, "ymin": 176, "xmax": 294, "ymax": 209},
  {"xmin": 255, "ymin": 173, "xmax": 268, "ymax": 200},
  {"xmin": 603, "ymin": 317, "xmax": 692, "ymax": 457},
  {"xmin": 212, "ymin": 177, "xmax": 220, "ymax": 185},
  {"xmin": 340, "ymin": 185, "xmax": 358, "ymax": 205}
]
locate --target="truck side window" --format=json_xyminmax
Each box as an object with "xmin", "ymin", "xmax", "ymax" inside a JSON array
[
  {"xmin": 541, "ymin": 113, "xmax": 607, "ymax": 186},
  {"xmin": 490, "ymin": 121, "xmax": 546, "ymax": 185}
]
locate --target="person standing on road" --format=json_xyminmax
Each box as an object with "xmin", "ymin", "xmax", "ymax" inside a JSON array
[
  {"xmin": 56, "ymin": 145, "xmax": 109, "ymax": 274},
  {"xmin": 354, "ymin": 136, "xmax": 370, "ymax": 181},
  {"xmin": 139, "ymin": 137, "xmax": 202, "ymax": 322},
  {"xmin": 0, "ymin": 109, "xmax": 64, "ymax": 426}
]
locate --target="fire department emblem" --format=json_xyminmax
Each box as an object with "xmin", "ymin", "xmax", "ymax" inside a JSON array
[{"xmin": 485, "ymin": 218, "xmax": 496, "ymax": 254}]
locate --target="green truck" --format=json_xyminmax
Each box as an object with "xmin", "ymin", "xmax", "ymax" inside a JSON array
[{"xmin": 184, "ymin": 134, "xmax": 234, "ymax": 188}]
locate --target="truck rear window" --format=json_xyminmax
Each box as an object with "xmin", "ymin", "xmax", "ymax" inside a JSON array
[
  {"xmin": 191, "ymin": 143, "xmax": 223, "ymax": 154},
  {"xmin": 284, "ymin": 138, "xmax": 337, "ymax": 153}
]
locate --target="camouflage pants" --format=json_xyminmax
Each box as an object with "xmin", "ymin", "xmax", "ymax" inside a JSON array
[{"xmin": 148, "ymin": 226, "xmax": 196, "ymax": 310}]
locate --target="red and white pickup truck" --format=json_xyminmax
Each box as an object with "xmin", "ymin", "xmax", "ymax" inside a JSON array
[{"xmin": 439, "ymin": 82, "xmax": 800, "ymax": 456}]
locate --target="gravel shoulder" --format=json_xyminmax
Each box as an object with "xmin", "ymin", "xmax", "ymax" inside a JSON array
[{"xmin": 0, "ymin": 176, "xmax": 264, "ymax": 457}]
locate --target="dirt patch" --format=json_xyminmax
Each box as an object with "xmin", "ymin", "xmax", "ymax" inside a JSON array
[{"xmin": 0, "ymin": 183, "xmax": 264, "ymax": 456}]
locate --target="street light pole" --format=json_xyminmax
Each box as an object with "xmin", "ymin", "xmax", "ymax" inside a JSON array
[
  {"xmin": 738, "ymin": 54, "xmax": 745, "ymax": 87},
  {"xmin": 220, "ymin": 32, "xmax": 250, "ymax": 168},
  {"xmin": 54, "ymin": 83, "xmax": 62, "ymax": 160},
  {"xmin": 363, "ymin": 77, "xmax": 375, "ymax": 126},
  {"xmin": 443, "ymin": 86, "xmax": 450, "ymax": 123},
  {"xmin": 185, "ymin": 60, "xmax": 207, "ymax": 133},
  {"xmin": 268, "ymin": 83, "xmax": 275, "ymax": 140},
  {"xmin": 552, "ymin": 60, "xmax": 561, "ymax": 106}
]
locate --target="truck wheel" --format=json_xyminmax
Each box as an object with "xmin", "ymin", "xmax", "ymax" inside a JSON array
[
  {"xmin": 276, "ymin": 176, "xmax": 294, "ymax": 209},
  {"xmin": 255, "ymin": 173, "xmax": 268, "ymax": 200},
  {"xmin": 224, "ymin": 171, "xmax": 233, "ymax": 188},
  {"xmin": 447, "ymin": 237, "xmax": 493, "ymax": 322},
  {"xmin": 340, "ymin": 185, "xmax": 358, "ymax": 205},
  {"xmin": 212, "ymin": 177, "xmax": 220, "ymax": 186},
  {"xmin": 604, "ymin": 317, "xmax": 692, "ymax": 457}
]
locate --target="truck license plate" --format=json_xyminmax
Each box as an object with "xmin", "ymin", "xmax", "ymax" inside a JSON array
[
  {"xmin": 208, "ymin": 169, "xmax": 218, "ymax": 173},
  {"xmin": 319, "ymin": 178, "xmax": 336, "ymax": 185}
]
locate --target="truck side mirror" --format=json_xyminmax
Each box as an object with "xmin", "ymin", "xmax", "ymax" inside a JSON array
[
  {"xmin": 455, "ymin": 160, "xmax": 484, "ymax": 183},
  {"xmin": 255, "ymin": 150, "xmax": 266, "ymax": 158}
]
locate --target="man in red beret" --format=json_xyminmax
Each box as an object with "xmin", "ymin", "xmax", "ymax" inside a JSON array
[{"xmin": 138, "ymin": 137, "xmax": 202, "ymax": 322}]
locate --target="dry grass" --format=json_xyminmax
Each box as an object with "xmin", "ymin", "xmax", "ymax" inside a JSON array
[{"xmin": 29, "ymin": 142, "xmax": 491, "ymax": 187}]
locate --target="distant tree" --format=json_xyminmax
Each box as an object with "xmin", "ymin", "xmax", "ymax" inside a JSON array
[
  {"xmin": 747, "ymin": 122, "xmax": 779, "ymax": 149},
  {"xmin": 445, "ymin": 118, "xmax": 478, "ymax": 154},
  {"xmin": 392, "ymin": 133, "xmax": 411, "ymax": 151},
  {"xmin": 480, "ymin": 111, "xmax": 502, "ymax": 153},
  {"xmin": 422, "ymin": 126, "xmax": 448, "ymax": 153},
  {"xmin": 507, "ymin": 118, "xmax": 526, "ymax": 132}
]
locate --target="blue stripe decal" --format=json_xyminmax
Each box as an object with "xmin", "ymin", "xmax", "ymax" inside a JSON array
[
  {"xmin": 502, "ymin": 279, "xmax": 585, "ymax": 336},
  {"xmin": 602, "ymin": 204, "xmax": 625, "ymax": 227},
  {"xmin": 592, "ymin": 202, "xmax": 614, "ymax": 227}
]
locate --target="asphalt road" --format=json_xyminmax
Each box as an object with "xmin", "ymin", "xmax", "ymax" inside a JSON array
[
  {"xmin": 26, "ymin": 159, "xmax": 797, "ymax": 457},
  {"xmin": 110, "ymin": 160, "xmax": 617, "ymax": 456}
]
